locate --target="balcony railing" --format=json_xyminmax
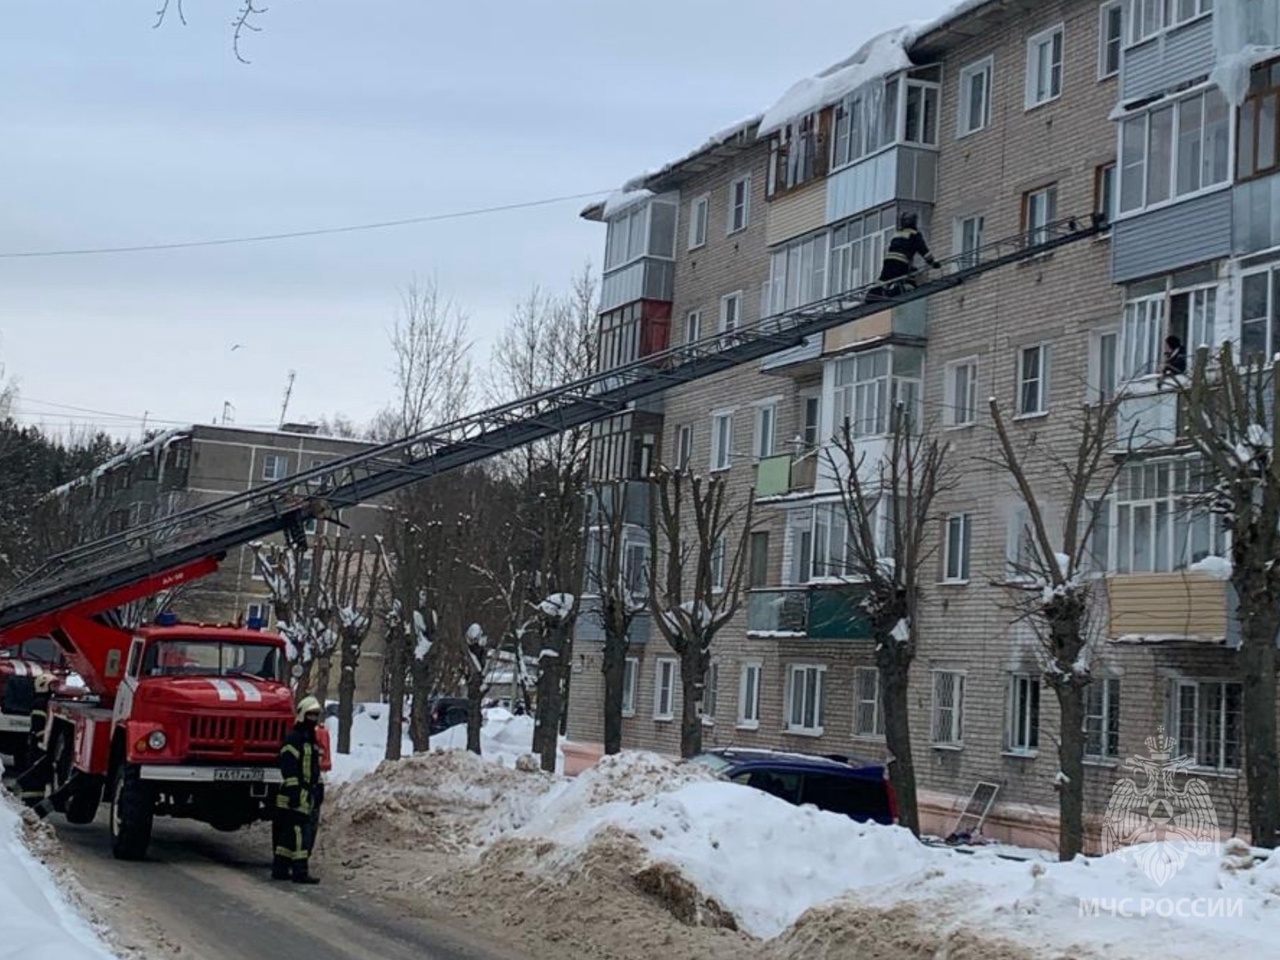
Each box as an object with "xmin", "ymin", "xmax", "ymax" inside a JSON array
[
  {"xmin": 756, "ymin": 452, "xmax": 819, "ymax": 498},
  {"xmin": 746, "ymin": 583, "xmax": 872, "ymax": 640}
]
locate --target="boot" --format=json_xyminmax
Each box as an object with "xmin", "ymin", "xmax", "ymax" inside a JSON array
[{"xmin": 291, "ymin": 873, "xmax": 321, "ymax": 885}]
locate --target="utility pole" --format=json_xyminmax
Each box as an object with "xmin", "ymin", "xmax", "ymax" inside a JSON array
[
  {"xmin": 221, "ymin": 401, "xmax": 235, "ymax": 425},
  {"xmin": 278, "ymin": 370, "xmax": 296, "ymax": 428}
]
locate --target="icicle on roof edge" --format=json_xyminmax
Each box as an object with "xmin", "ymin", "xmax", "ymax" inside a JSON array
[{"xmin": 47, "ymin": 427, "xmax": 191, "ymax": 499}]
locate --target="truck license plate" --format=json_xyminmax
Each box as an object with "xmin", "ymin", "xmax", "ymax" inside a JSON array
[{"xmin": 213, "ymin": 768, "xmax": 265, "ymax": 783}]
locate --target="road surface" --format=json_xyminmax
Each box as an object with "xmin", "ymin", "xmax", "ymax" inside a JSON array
[{"xmin": 52, "ymin": 815, "xmax": 531, "ymax": 960}]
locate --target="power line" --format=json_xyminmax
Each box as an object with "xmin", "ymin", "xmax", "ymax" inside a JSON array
[{"xmin": 0, "ymin": 190, "xmax": 610, "ymax": 260}]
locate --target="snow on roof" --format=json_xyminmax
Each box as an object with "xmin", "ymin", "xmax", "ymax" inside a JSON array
[
  {"xmin": 47, "ymin": 427, "xmax": 190, "ymax": 499},
  {"xmin": 759, "ymin": 26, "xmax": 915, "ymax": 137},
  {"xmin": 601, "ymin": 187, "xmax": 654, "ymax": 219}
]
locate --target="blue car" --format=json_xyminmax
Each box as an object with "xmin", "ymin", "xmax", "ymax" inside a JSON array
[{"xmin": 689, "ymin": 747, "xmax": 898, "ymax": 825}]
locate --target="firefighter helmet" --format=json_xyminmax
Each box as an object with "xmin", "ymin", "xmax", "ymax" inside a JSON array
[
  {"xmin": 900, "ymin": 211, "xmax": 919, "ymax": 230},
  {"xmin": 296, "ymin": 695, "xmax": 322, "ymax": 721}
]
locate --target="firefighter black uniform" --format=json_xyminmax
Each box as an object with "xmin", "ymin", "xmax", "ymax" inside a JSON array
[
  {"xmin": 17, "ymin": 674, "xmax": 53, "ymax": 807},
  {"xmin": 877, "ymin": 212, "xmax": 941, "ymax": 286},
  {"xmin": 272, "ymin": 696, "xmax": 323, "ymax": 884}
]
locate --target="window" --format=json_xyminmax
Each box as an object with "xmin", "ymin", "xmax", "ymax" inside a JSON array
[
  {"xmin": 955, "ymin": 214, "xmax": 985, "ymax": 268},
  {"xmin": 1085, "ymin": 677, "xmax": 1121, "ymax": 760},
  {"xmin": 754, "ymin": 401, "xmax": 778, "ymax": 459},
  {"xmin": 738, "ymin": 663, "xmax": 762, "ymax": 727},
  {"xmin": 728, "ymin": 176, "xmax": 751, "ymax": 233},
  {"xmin": 1007, "ymin": 674, "xmax": 1041, "ymax": 753},
  {"xmin": 654, "ymin": 659, "xmax": 677, "ymax": 720},
  {"xmin": 1241, "ymin": 266, "xmax": 1280, "ymax": 363},
  {"xmin": 1119, "ymin": 89, "xmax": 1230, "ymax": 213},
  {"xmin": 1239, "ymin": 60, "xmax": 1280, "ymax": 180},
  {"xmin": 623, "ymin": 541, "xmax": 650, "ymax": 599},
  {"xmin": 1026, "ymin": 24, "xmax": 1064, "ymax": 108},
  {"xmin": 685, "ymin": 309, "xmax": 702, "ymax": 344},
  {"xmin": 767, "ymin": 112, "xmax": 827, "ymax": 196},
  {"xmin": 676, "ymin": 424, "xmax": 694, "ymax": 470},
  {"xmin": 1006, "ymin": 503, "xmax": 1038, "ymax": 579},
  {"xmin": 246, "ymin": 602, "xmax": 268, "ymax": 627},
  {"xmin": 1114, "ymin": 459, "xmax": 1226, "ymax": 573},
  {"xmin": 1017, "ymin": 344, "xmax": 1050, "ymax": 416},
  {"xmin": 1121, "ymin": 295, "xmax": 1165, "ymax": 379},
  {"xmin": 303, "ymin": 517, "xmax": 318, "ymax": 536},
  {"xmin": 945, "ymin": 357, "xmax": 979, "ymax": 426},
  {"xmin": 1128, "ymin": 0, "xmax": 1213, "ymax": 45},
  {"xmin": 1090, "ymin": 329, "xmax": 1119, "ymax": 403},
  {"xmin": 1173, "ymin": 679, "xmax": 1243, "ymax": 772},
  {"xmin": 833, "ymin": 348, "xmax": 921, "ymax": 440},
  {"xmin": 958, "ymin": 58, "xmax": 993, "ymax": 136},
  {"xmin": 719, "ymin": 292, "xmax": 742, "ymax": 334},
  {"xmin": 801, "ymin": 393, "xmax": 821, "ymax": 448},
  {"xmin": 688, "ymin": 194, "xmax": 709, "ymax": 249},
  {"xmin": 853, "ymin": 666, "xmax": 884, "ymax": 738},
  {"xmin": 261, "ymin": 453, "xmax": 288, "ymax": 481},
  {"xmin": 748, "ymin": 531, "xmax": 770, "ymax": 588},
  {"xmin": 710, "ymin": 411, "xmax": 733, "ymax": 471},
  {"xmin": 1095, "ymin": 162, "xmax": 1116, "ymax": 223},
  {"xmin": 703, "ymin": 662, "xmax": 718, "ymax": 720},
  {"xmin": 622, "ymin": 658, "xmax": 638, "ymax": 716},
  {"xmin": 1099, "ymin": 2, "xmax": 1123, "ymax": 78},
  {"xmin": 1083, "ymin": 496, "xmax": 1112, "ymax": 575},
  {"xmin": 604, "ymin": 205, "xmax": 649, "ymax": 270},
  {"xmin": 710, "ymin": 537, "xmax": 726, "ymax": 590},
  {"xmin": 1022, "ymin": 185, "xmax": 1058, "ymax": 246},
  {"xmin": 786, "ymin": 664, "xmax": 826, "ymax": 734},
  {"xmin": 1122, "ymin": 278, "xmax": 1218, "ymax": 379},
  {"xmin": 931, "ymin": 671, "xmax": 965, "ymax": 746},
  {"xmin": 943, "ymin": 514, "xmax": 973, "ymax": 582},
  {"xmin": 829, "ymin": 208, "xmax": 895, "ymax": 295},
  {"xmin": 765, "ymin": 232, "xmax": 830, "ymax": 315},
  {"xmin": 903, "ymin": 79, "xmax": 940, "ymax": 146},
  {"xmin": 831, "ymin": 77, "xmax": 900, "ymax": 169},
  {"xmin": 1169, "ymin": 284, "xmax": 1216, "ymax": 351}
]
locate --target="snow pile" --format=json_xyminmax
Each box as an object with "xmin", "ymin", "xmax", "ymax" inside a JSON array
[
  {"xmin": 1212, "ymin": 0, "xmax": 1280, "ymax": 106},
  {"xmin": 329, "ymin": 748, "xmax": 556, "ymax": 852},
  {"xmin": 324, "ymin": 703, "xmax": 411, "ymax": 784},
  {"xmin": 1190, "ymin": 555, "xmax": 1234, "ymax": 579},
  {"xmin": 432, "ymin": 707, "xmax": 563, "ymax": 773},
  {"xmin": 601, "ymin": 188, "xmax": 654, "ymax": 219},
  {"xmin": 759, "ymin": 26, "xmax": 914, "ymax": 136},
  {"xmin": 537, "ymin": 592, "xmax": 575, "ymax": 621},
  {"xmin": 0, "ymin": 791, "xmax": 118, "ymax": 959}
]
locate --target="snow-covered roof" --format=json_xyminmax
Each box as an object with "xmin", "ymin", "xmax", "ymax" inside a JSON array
[
  {"xmin": 759, "ymin": 26, "xmax": 916, "ymax": 137},
  {"xmin": 47, "ymin": 427, "xmax": 190, "ymax": 499}
]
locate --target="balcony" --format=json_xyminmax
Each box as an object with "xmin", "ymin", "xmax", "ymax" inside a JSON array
[
  {"xmin": 756, "ymin": 453, "xmax": 818, "ymax": 498},
  {"xmin": 746, "ymin": 583, "xmax": 872, "ymax": 640},
  {"xmin": 584, "ymin": 480, "xmax": 652, "ymax": 528},
  {"xmin": 1107, "ymin": 572, "xmax": 1235, "ymax": 645},
  {"xmin": 574, "ymin": 596, "xmax": 653, "ymax": 645},
  {"xmin": 825, "ymin": 145, "xmax": 937, "ymax": 224}
]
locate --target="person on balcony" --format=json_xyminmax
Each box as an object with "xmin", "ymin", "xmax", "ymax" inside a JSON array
[
  {"xmin": 1162, "ymin": 335, "xmax": 1187, "ymax": 379},
  {"xmin": 870, "ymin": 212, "xmax": 940, "ymax": 300}
]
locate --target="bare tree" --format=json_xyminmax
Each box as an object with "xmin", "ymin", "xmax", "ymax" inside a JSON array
[
  {"xmin": 331, "ymin": 537, "xmax": 384, "ymax": 755},
  {"xmin": 460, "ymin": 623, "xmax": 491, "ymax": 755},
  {"xmin": 824, "ymin": 405, "xmax": 954, "ymax": 838},
  {"xmin": 250, "ymin": 538, "xmax": 332, "ymax": 698},
  {"xmin": 648, "ymin": 467, "xmax": 755, "ymax": 759},
  {"xmin": 153, "ymin": 0, "xmax": 274, "ymax": 64},
  {"xmin": 584, "ymin": 481, "xmax": 648, "ymax": 755},
  {"xmin": 986, "ymin": 394, "xmax": 1129, "ymax": 860},
  {"xmin": 375, "ymin": 276, "xmax": 474, "ymax": 757},
  {"xmin": 1175, "ymin": 343, "xmax": 1280, "ymax": 848}
]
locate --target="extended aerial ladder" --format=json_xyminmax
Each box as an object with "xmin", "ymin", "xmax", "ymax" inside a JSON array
[{"xmin": 0, "ymin": 213, "xmax": 1107, "ymax": 639}]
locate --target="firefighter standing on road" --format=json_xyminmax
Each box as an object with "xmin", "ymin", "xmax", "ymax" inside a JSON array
[
  {"xmin": 272, "ymin": 695, "xmax": 323, "ymax": 884},
  {"xmin": 17, "ymin": 673, "xmax": 53, "ymax": 807}
]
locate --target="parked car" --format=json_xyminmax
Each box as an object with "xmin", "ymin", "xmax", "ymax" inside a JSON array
[
  {"xmin": 689, "ymin": 748, "xmax": 898, "ymax": 825},
  {"xmin": 428, "ymin": 697, "xmax": 471, "ymax": 736}
]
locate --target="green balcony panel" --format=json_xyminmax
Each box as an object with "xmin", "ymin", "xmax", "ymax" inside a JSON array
[
  {"xmin": 756, "ymin": 455, "xmax": 792, "ymax": 497},
  {"xmin": 808, "ymin": 584, "xmax": 873, "ymax": 640}
]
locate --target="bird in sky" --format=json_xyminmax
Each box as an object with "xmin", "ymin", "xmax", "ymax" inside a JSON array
[{"xmin": 231, "ymin": 344, "xmax": 245, "ymax": 351}]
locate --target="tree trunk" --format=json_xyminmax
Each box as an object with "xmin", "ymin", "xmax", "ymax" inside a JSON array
[
  {"xmin": 466, "ymin": 672, "xmax": 484, "ymax": 755},
  {"xmin": 1055, "ymin": 680, "xmax": 1087, "ymax": 860},
  {"xmin": 409, "ymin": 653, "xmax": 431, "ymax": 752},
  {"xmin": 312, "ymin": 655, "xmax": 333, "ymax": 707},
  {"xmin": 601, "ymin": 629, "xmax": 628, "ymax": 755},
  {"xmin": 384, "ymin": 631, "xmax": 406, "ymax": 762},
  {"xmin": 293, "ymin": 658, "xmax": 314, "ymax": 701},
  {"xmin": 1239, "ymin": 600, "xmax": 1280, "ymax": 848},
  {"xmin": 337, "ymin": 639, "xmax": 359, "ymax": 755},
  {"xmin": 877, "ymin": 644, "xmax": 919, "ymax": 837},
  {"xmin": 559, "ymin": 636, "xmax": 573, "ymax": 738},
  {"xmin": 678, "ymin": 644, "xmax": 705, "ymax": 759},
  {"xmin": 533, "ymin": 622, "xmax": 569, "ymax": 772}
]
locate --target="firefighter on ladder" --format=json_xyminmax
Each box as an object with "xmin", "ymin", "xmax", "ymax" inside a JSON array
[
  {"xmin": 272, "ymin": 695, "xmax": 323, "ymax": 884},
  {"xmin": 869, "ymin": 212, "xmax": 941, "ymax": 300},
  {"xmin": 16, "ymin": 673, "xmax": 53, "ymax": 807}
]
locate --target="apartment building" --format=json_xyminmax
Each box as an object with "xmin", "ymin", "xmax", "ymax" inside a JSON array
[
  {"xmin": 568, "ymin": 0, "xmax": 1280, "ymax": 848},
  {"xmin": 49, "ymin": 423, "xmax": 389, "ymax": 702}
]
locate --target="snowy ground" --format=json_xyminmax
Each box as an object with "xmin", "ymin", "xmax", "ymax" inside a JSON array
[
  {"xmin": 328, "ymin": 748, "xmax": 1280, "ymax": 960},
  {"xmin": 324, "ymin": 703, "xmax": 562, "ymax": 784},
  {"xmin": 0, "ymin": 771, "xmax": 118, "ymax": 960}
]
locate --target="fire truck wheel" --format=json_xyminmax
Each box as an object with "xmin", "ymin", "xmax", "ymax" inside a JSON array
[
  {"xmin": 49, "ymin": 730, "xmax": 73, "ymax": 814},
  {"xmin": 64, "ymin": 775, "xmax": 103, "ymax": 825},
  {"xmin": 109, "ymin": 764, "xmax": 154, "ymax": 861}
]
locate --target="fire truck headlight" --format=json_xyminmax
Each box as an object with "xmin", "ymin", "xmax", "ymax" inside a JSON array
[{"xmin": 147, "ymin": 731, "xmax": 167, "ymax": 751}]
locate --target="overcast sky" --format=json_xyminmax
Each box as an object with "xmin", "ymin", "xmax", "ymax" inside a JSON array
[{"xmin": 1, "ymin": 0, "xmax": 954, "ymax": 441}]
